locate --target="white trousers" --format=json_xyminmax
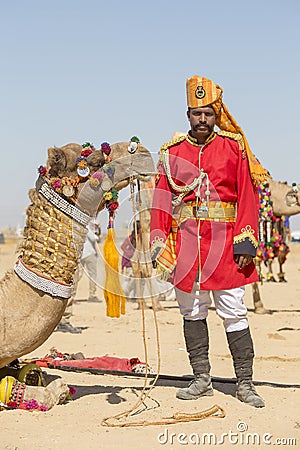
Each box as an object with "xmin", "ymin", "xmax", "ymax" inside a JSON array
[{"xmin": 175, "ymin": 283, "xmax": 248, "ymax": 332}]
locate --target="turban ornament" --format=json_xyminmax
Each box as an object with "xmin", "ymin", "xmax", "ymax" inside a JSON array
[{"xmin": 186, "ymin": 75, "xmax": 270, "ymax": 185}]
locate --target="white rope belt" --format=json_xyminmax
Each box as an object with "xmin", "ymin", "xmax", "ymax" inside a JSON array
[{"xmin": 14, "ymin": 258, "xmax": 74, "ymax": 299}]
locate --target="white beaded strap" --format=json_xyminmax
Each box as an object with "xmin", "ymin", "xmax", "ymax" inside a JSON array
[
  {"xmin": 14, "ymin": 258, "xmax": 74, "ymax": 299},
  {"xmin": 162, "ymin": 150, "xmax": 205, "ymax": 205},
  {"xmin": 36, "ymin": 177, "xmax": 90, "ymax": 227}
]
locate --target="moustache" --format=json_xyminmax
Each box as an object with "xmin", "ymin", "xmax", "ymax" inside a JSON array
[{"xmin": 195, "ymin": 124, "xmax": 209, "ymax": 130}]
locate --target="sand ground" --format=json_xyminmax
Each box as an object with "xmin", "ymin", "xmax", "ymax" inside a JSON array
[{"xmin": 0, "ymin": 241, "xmax": 299, "ymax": 450}]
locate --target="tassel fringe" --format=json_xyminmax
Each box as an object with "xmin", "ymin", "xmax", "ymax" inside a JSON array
[{"xmin": 103, "ymin": 227, "xmax": 126, "ymax": 318}]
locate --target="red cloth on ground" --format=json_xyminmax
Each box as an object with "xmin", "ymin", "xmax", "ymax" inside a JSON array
[{"xmin": 31, "ymin": 356, "xmax": 143, "ymax": 372}]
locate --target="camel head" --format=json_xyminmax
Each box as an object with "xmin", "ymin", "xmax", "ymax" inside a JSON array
[
  {"xmin": 41, "ymin": 140, "xmax": 155, "ymax": 217},
  {"xmin": 47, "ymin": 143, "xmax": 105, "ymax": 179}
]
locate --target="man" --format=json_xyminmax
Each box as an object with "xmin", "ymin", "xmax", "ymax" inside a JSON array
[{"xmin": 150, "ymin": 76, "xmax": 269, "ymax": 407}]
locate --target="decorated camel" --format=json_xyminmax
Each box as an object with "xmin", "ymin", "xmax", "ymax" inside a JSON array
[
  {"xmin": 0, "ymin": 139, "xmax": 155, "ymax": 371},
  {"xmin": 252, "ymin": 179, "xmax": 300, "ymax": 313}
]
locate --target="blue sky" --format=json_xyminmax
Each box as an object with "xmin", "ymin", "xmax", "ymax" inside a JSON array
[{"xmin": 1, "ymin": 0, "xmax": 300, "ymax": 230}]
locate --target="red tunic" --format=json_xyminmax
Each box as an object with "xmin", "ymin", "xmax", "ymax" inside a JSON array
[{"xmin": 150, "ymin": 133, "xmax": 259, "ymax": 292}]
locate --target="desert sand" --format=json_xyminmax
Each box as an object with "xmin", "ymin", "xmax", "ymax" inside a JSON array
[{"xmin": 0, "ymin": 240, "xmax": 299, "ymax": 450}]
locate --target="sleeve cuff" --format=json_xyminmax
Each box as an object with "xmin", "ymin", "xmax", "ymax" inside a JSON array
[{"xmin": 234, "ymin": 238, "xmax": 257, "ymax": 257}]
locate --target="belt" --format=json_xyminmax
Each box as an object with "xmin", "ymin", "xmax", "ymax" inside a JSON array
[{"xmin": 177, "ymin": 201, "xmax": 236, "ymax": 222}]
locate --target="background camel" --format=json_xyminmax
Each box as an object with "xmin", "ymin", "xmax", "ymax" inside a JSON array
[
  {"xmin": 252, "ymin": 180, "xmax": 300, "ymax": 313},
  {"xmin": 0, "ymin": 141, "xmax": 155, "ymax": 369}
]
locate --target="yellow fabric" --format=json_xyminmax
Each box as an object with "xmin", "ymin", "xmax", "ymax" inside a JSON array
[
  {"xmin": 156, "ymin": 219, "xmax": 178, "ymax": 276},
  {"xmin": 0, "ymin": 376, "xmax": 15, "ymax": 409},
  {"xmin": 103, "ymin": 227, "xmax": 126, "ymax": 318},
  {"xmin": 186, "ymin": 75, "xmax": 270, "ymax": 186}
]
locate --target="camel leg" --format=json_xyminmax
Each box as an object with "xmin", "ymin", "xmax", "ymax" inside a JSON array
[
  {"xmin": 266, "ymin": 260, "xmax": 277, "ymax": 282},
  {"xmin": 277, "ymin": 260, "xmax": 287, "ymax": 282},
  {"xmin": 254, "ymin": 259, "xmax": 264, "ymax": 283},
  {"xmin": 136, "ymin": 278, "xmax": 166, "ymax": 311},
  {"xmin": 252, "ymin": 282, "xmax": 272, "ymax": 314},
  {"xmin": 136, "ymin": 278, "xmax": 150, "ymax": 310},
  {"xmin": 151, "ymin": 295, "xmax": 166, "ymax": 311},
  {"xmin": 137, "ymin": 298, "xmax": 150, "ymax": 310}
]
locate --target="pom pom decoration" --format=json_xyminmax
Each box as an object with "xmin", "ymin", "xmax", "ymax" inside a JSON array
[
  {"xmin": 89, "ymin": 171, "xmax": 105, "ymax": 188},
  {"xmin": 38, "ymin": 165, "xmax": 47, "ymax": 176},
  {"xmin": 81, "ymin": 148, "xmax": 93, "ymax": 157},
  {"xmin": 76, "ymin": 157, "xmax": 90, "ymax": 178},
  {"xmin": 69, "ymin": 386, "xmax": 77, "ymax": 396},
  {"xmin": 53, "ymin": 179, "xmax": 61, "ymax": 190},
  {"xmin": 130, "ymin": 136, "xmax": 140, "ymax": 143},
  {"xmin": 108, "ymin": 201, "xmax": 119, "ymax": 211},
  {"xmin": 7, "ymin": 398, "xmax": 48, "ymax": 412},
  {"xmin": 106, "ymin": 167, "xmax": 115, "ymax": 178},
  {"xmin": 128, "ymin": 136, "xmax": 140, "ymax": 154},
  {"xmin": 82, "ymin": 142, "xmax": 96, "ymax": 152},
  {"xmin": 101, "ymin": 142, "xmax": 111, "ymax": 155}
]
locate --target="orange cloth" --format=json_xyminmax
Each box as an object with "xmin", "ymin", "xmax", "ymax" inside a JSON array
[{"xmin": 186, "ymin": 75, "xmax": 270, "ymax": 186}]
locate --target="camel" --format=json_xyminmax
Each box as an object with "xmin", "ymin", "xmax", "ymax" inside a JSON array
[
  {"xmin": 0, "ymin": 141, "xmax": 155, "ymax": 370},
  {"xmin": 129, "ymin": 179, "xmax": 173, "ymax": 311},
  {"xmin": 252, "ymin": 180, "xmax": 300, "ymax": 313}
]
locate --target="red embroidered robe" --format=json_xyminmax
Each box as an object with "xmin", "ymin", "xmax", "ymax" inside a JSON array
[{"xmin": 150, "ymin": 133, "xmax": 259, "ymax": 292}]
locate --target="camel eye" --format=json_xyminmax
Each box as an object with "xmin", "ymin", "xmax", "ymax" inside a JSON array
[{"xmin": 55, "ymin": 154, "xmax": 63, "ymax": 162}]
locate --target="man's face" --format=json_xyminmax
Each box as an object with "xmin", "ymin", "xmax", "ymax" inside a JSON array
[{"xmin": 187, "ymin": 106, "xmax": 216, "ymax": 143}]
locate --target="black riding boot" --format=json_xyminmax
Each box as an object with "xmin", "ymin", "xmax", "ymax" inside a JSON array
[
  {"xmin": 176, "ymin": 318, "xmax": 213, "ymax": 400},
  {"xmin": 227, "ymin": 327, "xmax": 265, "ymax": 408}
]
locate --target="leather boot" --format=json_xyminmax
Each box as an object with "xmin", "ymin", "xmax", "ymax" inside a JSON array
[
  {"xmin": 227, "ymin": 327, "xmax": 265, "ymax": 408},
  {"xmin": 176, "ymin": 319, "xmax": 213, "ymax": 400}
]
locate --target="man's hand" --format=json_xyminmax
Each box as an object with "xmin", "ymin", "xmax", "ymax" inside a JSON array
[{"xmin": 234, "ymin": 254, "xmax": 253, "ymax": 269}]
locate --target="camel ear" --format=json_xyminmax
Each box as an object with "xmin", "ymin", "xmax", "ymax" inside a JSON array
[
  {"xmin": 47, "ymin": 147, "xmax": 67, "ymax": 176},
  {"xmin": 87, "ymin": 150, "xmax": 105, "ymax": 170}
]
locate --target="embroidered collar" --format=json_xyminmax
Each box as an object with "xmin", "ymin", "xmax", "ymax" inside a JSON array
[{"xmin": 186, "ymin": 131, "xmax": 216, "ymax": 147}]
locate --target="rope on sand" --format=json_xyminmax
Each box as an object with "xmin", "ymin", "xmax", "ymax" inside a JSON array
[{"xmin": 101, "ymin": 404, "xmax": 225, "ymax": 427}]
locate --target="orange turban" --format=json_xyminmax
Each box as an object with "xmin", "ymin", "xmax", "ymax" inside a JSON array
[{"xmin": 186, "ymin": 75, "xmax": 269, "ymax": 185}]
